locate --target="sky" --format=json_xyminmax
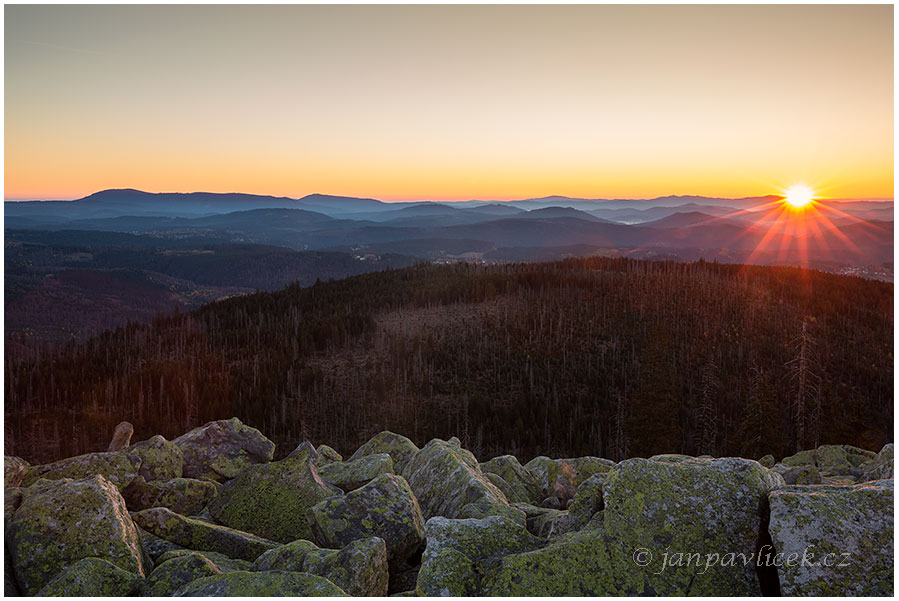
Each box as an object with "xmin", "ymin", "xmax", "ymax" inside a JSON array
[{"xmin": 4, "ymin": 4, "xmax": 894, "ymax": 202}]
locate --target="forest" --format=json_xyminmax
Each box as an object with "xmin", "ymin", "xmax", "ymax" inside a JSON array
[{"xmin": 5, "ymin": 257, "xmax": 893, "ymax": 465}]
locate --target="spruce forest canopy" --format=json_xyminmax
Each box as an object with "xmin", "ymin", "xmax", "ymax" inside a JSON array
[{"xmin": 5, "ymin": 258, "xmax": 892, "ymax": 464}]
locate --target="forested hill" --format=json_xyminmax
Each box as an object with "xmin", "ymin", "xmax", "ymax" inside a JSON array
[{"xmin": 5, "ymin": 258, "xmax": 892, "ymax": 464}]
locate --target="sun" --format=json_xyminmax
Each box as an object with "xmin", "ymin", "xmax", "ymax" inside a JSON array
[{"xmin": 784, "ymin": 184, "xmax": 815, "ymax": 209}]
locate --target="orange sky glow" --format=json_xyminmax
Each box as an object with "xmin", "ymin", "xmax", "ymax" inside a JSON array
[{"xmin": 4, "ymin": 5, "xmax": 894, "ymax": 202}]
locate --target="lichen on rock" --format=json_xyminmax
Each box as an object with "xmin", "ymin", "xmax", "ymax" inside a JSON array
[
  {"xmin": 172, "ymin": 570, "xmax": 348, "ymax": 596},
  {"xmin": 173, "ymin": 418, "xmax": 275, "ymax": 482},
  {"xmin": 350, "ymin": 431, "xmax": 420, "ymax": 475},
  {"xmin": 481, "ymin": 454, "xmax": 541, "ymax": 504},
  {"xmin": 318, "ymin": 453, "xmax": 395, "ymax": 492},
  {"xmin": 768, "ymin": 479, "xmax": 893, "ymax": 596},
  {"xmin": 602, "ymin": 456, "xmax": 784, "ymax": 595},
  {"xmin": 133, "ymin": 506, "xmax": 278, "ymax": 562},
  {"xmin": 35, "ymin": 557, "xmax": 143, "ymax": 597},
  {"xmin": 309, "ymin": 473, "xmax": 425, "ymax": 567},
  {"xmin": 7, "ymin": 475, "xmax": 147, "ymax": 595},
  {"xmin": 21, "ymin": 451, "xmax": 141, "ymax": 490},
  {"xmin": 254, "ymin": 537, "xmax": 389, "ymax": 596},
  {"xmin": 124, "ymin": 476, "xmax": 217, "ymax": 515},
  {"xmin": 206, "ymin": 445, "xmax": 334, "ymax": 543},
  {"xmin": 403, "ymin": 438, "xmax": 508, "ymax": 520},
  {"xmin": 125, "ymin": 435, "xmax": 184, "ymax": 482},
  {"xmin": 143, "ymin": 552, "xmax": 222, "ymax": 597}
]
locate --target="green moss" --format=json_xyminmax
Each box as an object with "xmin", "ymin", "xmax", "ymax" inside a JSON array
[
  {"xmin": 172, "ymin": 570, "xmax": 348, "ymax": 596},
  {"xmin": 133, "ymin": 507, "xmax": 278, "ymax": 562},
  {"xmin": 768, "ymin": 480, "xmax": 893, "ymax": 595},
  {"xmin": 156, "ymin": 549, "xmax": 252, "ymax": 573},
  {"xmin": 782, "ymin": 449, "xmax": 817, "ymax": 467},
  {"xmin": 35, "ymin": 557, "xmax": 143, "ymax": 597},
  {"xmin": 481, "ymin": 455, "xmax": 541, "ymax": 504},
  {"xmin": 602, "ymin": 456, "xmax": 783, "ymax": 595},
  {"xmin": 309, "ymin": 474, "xmax": 424, "ymax": 568},
  {"xmin": 143, "ymin": 552, "xmax": 221, "ymax": 596},
  {"xmin": 402, "ymin": 438, "xmax": 509, "ymax": 520},
  {"xmin": 22, "ymin": 452, "xmax": 141, "ymax": 490},
  {"xmin": 315, "ymin": 445, "xmax": 343, "ymax": 466},
  {"xmin": 349, "ymin": 432, "xmax": 419, "ymax": 476},
  {"xmin": 206, "ymin": 447, "xmax": 333, "ymax": 543},
  {"xmin": 318, "ymin": 453, "xmax": 394, "ymax": 492},
  {"xmin": 481, "ymin": 528, "xmax": 617, "ymax": 595},
  {"xmin": 8, "ymin": 475, "xmax": 147, "ymax": 595},
  {"xmin": 125, "ymin": 435, "xmax": 184, "ymax": 482}
]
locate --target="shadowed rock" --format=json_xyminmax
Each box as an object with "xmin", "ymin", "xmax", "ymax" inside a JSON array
[
  {"xmin": 172, "ymin": 570, "xmax": 347, "ymax": 596},
  {"xmin": 133, "ymin": 507, "xmax": 278, "ymax": 562}
]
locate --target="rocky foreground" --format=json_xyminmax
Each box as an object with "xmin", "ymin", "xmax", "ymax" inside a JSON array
[{"xmin": 3, "ymin": 418, "xmax": 893, "ymax": 597}]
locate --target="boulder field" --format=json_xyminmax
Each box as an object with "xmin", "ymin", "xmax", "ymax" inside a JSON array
[{"xmin": 3, "ymin": 418, "xmax": 893, "ymax": 596}]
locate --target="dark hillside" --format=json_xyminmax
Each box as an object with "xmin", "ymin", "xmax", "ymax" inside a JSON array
[{"xmin": 5, "ymin": 259, "xmax": 892, "ymax": 464}]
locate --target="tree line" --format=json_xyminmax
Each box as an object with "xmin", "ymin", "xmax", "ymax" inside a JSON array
[{"xmin": 5, "ymin": 258, "xmax": 893, "ymax": 464}]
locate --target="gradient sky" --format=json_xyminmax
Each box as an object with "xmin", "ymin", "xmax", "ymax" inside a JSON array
[{"xmin": 4, "ymin": 4, "xmax": 894, "ymax": 201}]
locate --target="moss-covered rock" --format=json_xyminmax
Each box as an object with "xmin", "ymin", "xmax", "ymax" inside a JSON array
[
  {"xmin": 173, "ymin": 418, "xmax": 275, "ymax": 482},
  {"xmin": 782, "ymin": 449, "xmax": 817, "ymax": 467},
  {"xmin": 173, "ymin": 570, "xmax": 348, "ymax": 596},
  {"xmin": 8, "ymin": 475, "xmax": 147, "ymax": 595},
  {"xmin": 783, "ymin": 464, "xmax": 822, "ymax": 485},
  {"xmin": 124, "ymin": 477, "xmax": 218, "ymax": 515},
  {"xmin": 5, "ymin": 457, "xmax": 28, "ymax": 488},
  {"xmin": 316, "ymin": 445, "xmax": 343, "ymax": 466},
  {"xmin": 860, "ymin": 443, "xmax": 893, "ymax": 481},
  {"xmin": 566, "ymin": 456, "xmax": 616, "ymax": 487},
  {"xmin": 318, "ymin": 453, "xmax": 394, "ymax": 492},
  {"xmin": 523, "ymin": 456, "xmax": 571, "ymax": 501},
  {"xmin": 567, "ymin": 472, "xmax": 605, "ymax": 529},
  {"xmin": 143, "ymin": 552, "xmax": 222, "ymax": 596},
  {"xmin": 139, "ymin": 527, "xmax": 186, "ymax": 563},
  {"xmin": 125, "ymin": 435, "xmax": 184, "ymax": 482},
  {"xmin": 416, "ymin": 515, "xmax": 540, "ymax": 596},
  {"xmin": 480, "ymin": 527, "xmax": 617, "ymax": 595},
  {"xmin": 758, "ymin": 454, "xmax": 775, "ymax": 468},
  {"xmin": 206, "ymin": 447, "xmax": 334, "ymax": 543},
  {"xmin": 310, "ymin": 537, "xmax": 389, "ymax": 597},
  {"xmin": 254, "ymin": 537, "xmax": 389, "ymax": 596},
  {"xmin": 815, "ymin": 445, "xmax": 851, "ymax": 471},
  {"xmin": 22, "ymin": 451, "xmax": 141, "ymax": 490},
  {"xmin": 350, "ymin": 431, "xmax": 419, "ymax": 475},
  {"xmin": 252, "ymin": 540, "xmax": 322, "ymax": 572},
  {"xmin": 402, "ymin": 438, "xmax": 508, "ymax": 519},
  {"xmin": 523, "ymin": 455, "xmax": 611, "ymax": 504},
  {"xmin": 602, "ymin": 456, "xmax": 784, "ymax": 595},
  {"xmin": 480, "ymin": 455, "xmax": 541, "ymax": 504},
  {"xmin": 35, "ymin": 557, "xmax": 143, "ymax": 597},
  {"xmin": 768, "ymin": 479, "xmax": 893, "ymax": 596},
  {"xmin": 157, "ymin": 549, "xmax": 252, "ymax": 573},
  {"xmin": 309, "ymin": 473, "xmax": 425, "ymax": 567},
  {"xmin": 133, "ymin": 506, "xmax": 278, "ymax": 562},
  {"xmin": 843, "ymin": 445, "xmax": 877, "ymax": 467},
  {"xmin": 527, "ymin": 508, "xmax": 572, "ymax": 538}
]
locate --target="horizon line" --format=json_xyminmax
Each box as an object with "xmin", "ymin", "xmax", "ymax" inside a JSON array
[{"xmin": 4, "ymin": 187, "xmax": 895, "ymax": 204}]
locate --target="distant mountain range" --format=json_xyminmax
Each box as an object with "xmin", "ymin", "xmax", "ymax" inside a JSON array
[{"xmin": 4, "ymin": 188, "xmax": 893, "ymax": 348}]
